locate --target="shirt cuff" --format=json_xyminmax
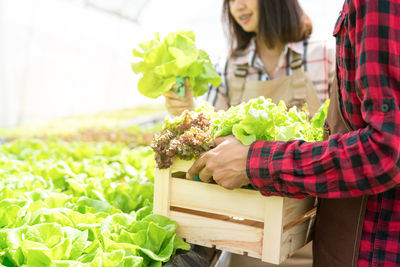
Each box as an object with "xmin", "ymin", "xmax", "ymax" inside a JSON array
[{"xmin": 246, "ymin": 140, "xmax": 277, "ymax": 191}]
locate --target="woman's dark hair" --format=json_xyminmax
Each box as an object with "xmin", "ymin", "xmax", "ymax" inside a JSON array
[{"xmin": 222, "ymin": 0, "xmax": 313, "ymax": 53}]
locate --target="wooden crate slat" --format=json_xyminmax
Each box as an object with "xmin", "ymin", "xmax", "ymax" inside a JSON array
[
  {"xmin": 171, "ymin": 158, "xmax": 194, "ymax": 172},
  {"xmin": 153, "ymin": 168, "xmax": 171, "ymax": 216},
  {"xmin": 280, "ymin": 218, "xmax": 310, "ymax": 263},
  {"xmin": 170, "ymin": 177, "xmax": 266, "ymax": 222},
  {"xmin": 215, "ymin": 245, "xmax": 246, "ymax": 256},
  {"xmin": 186, "ymin": 240, "xmax": 214, "ymax": 248},
  {"xmin": 282, "ymin": 197, "xmax": 315, "ymax": 228},
  {"xmin": 261, "ymin": 196, "xmax": 284, "ymax": 264},
  {"xmin": 170, "ymin": 210, "xmax": 263, "ymax": 258}
]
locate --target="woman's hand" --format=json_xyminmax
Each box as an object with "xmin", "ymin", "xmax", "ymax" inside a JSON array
[
  {"xmin": 163, "ymin": 78, "xmax": 194, "ymax": 116},
  {"xmin": 187, "ymin": 136, "xmax": 250, "ymax": 190}
]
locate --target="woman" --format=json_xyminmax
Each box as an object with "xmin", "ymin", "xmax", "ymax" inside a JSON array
[
  {"xmin": 165, "ymin": 0, "xmax": 335, "ymax": 118},
  {"xmin": 165, "ymin": 1, "xmax": 335, "ymax": 266}
]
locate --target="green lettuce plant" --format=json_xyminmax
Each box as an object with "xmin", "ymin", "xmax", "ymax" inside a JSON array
[
  {"xmin": 0, "ymin": 139, "xmax": 190, "ymax": 266},
  {"xmin": 212, "ymin": 97, "xmax": 328, "ymax": 145},
  {"xmin": 132, "ymin": 31, "xmax": 221, "ymax": 98},
  {"xmin": 152, "ymin": 97, "xmax": 329, "ymax": 168}
]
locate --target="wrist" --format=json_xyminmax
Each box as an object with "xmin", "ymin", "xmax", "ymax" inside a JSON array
[{"xmin": 247, "ymin": 141, "xmax": 275, "ymax": 187}]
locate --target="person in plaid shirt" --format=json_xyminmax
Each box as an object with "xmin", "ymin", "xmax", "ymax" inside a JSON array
[{"xmin": 187, "ymin": 0, "xmax": 400, "ymax": 266}]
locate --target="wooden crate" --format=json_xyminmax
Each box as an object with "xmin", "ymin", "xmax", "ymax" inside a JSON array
[{"xmin": 154, "ymin": 159, "xmax": 316, "ymax": 265}]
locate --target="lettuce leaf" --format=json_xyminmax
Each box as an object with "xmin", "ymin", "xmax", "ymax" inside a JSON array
[
  {"xmin": 132, "ymin": 31, "xmax": 221, "ymax": 98},
  {"xmin": 0, "ymin": 139, "xmax": 190, "ymax": 266},
  {"xmin": 211, "ymin": 97, "xmax": 326, "ymax": 145}
]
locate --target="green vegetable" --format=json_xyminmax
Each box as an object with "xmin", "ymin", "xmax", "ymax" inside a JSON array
[
  {"xmin": 212, "ymin": 97, "xmax": 327, "ymax": 145},
  {"xmin": 132, "ymin": 31, "xmax": 221, "ymax": 98},
  {"xmin": 310, "ymin": 99, "xmax": 330, "ymax": 141},
  {"xmin": 0, "ymin": 139, "xmax": 189, "ymax": 266},
  {"xmin": 152, "ymin": 97, "xmax": 329, "ymax": 168}
]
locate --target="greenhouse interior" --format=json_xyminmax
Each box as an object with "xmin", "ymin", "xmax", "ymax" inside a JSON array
[{"xmin": 2, "ymin": 0, "xmax": 389, "ymax": 266}]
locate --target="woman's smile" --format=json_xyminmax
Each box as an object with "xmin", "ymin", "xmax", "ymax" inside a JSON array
[
  {"xmin": 229, "ymin": 0, "xmax": 259, "ymax": 33},
  {"xmin": 238, "ymin": 13, "xmax": 252, "ymax": 24}
]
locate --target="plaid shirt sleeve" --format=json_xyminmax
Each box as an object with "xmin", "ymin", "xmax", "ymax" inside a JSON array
[{"xmin": 247, "ymin": 0, "xmax": 400, "ymax": 199}]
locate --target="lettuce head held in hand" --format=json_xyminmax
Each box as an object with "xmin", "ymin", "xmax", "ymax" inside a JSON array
[{"xmin": 132, "ymin": 31, "xmax": 221, "ymax": 98}]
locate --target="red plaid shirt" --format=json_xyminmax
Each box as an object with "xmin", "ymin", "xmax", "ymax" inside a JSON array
[{"xmin": 247, "ymin": 0, "xmax": 400, "ymax": 266}]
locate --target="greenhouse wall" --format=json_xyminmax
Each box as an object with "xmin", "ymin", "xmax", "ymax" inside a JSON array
[{"xmin": 0, "ymin": 0, "xmax": 343, "ymax": 127}]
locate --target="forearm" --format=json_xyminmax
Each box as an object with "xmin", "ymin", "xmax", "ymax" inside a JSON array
[
  {"xmin": 247, "ymin": 126, "xmax": 400, "ymax": 198},
  {"xmin": 248, "ymin": 0, "xmax": 400, "ymax": 199}
]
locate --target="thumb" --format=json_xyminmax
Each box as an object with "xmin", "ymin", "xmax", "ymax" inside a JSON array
[
  {"xmin": 163, "ymin": 90, "xmax": 180, "ymax": 100},
  {"xmin": 186, "ymin": 87, "xmax": 194, "ymax": 98},
  {"xmin": 214, "ymin": 135, "xmax": 234, "ymax": 146},
  {"xmin": 184, "ymin": 77, "xmax": 190, "ymax": 89}
]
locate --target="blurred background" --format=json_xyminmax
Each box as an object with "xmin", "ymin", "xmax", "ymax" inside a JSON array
[{"xmin": 0, "ymin": 0, "xmax": 344, "ymax": 128}]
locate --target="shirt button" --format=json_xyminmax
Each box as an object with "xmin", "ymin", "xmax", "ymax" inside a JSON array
[{"xmin": 381, "ymin": 104, "xmax": 390, "ymax": 112}]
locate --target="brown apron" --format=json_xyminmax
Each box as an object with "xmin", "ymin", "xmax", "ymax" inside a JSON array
[
  {"xmin": 227, "ymin": 50, "xmax": 322, "ymax": 116},
  {"xmin": 226, "ymin": 50, "xmax": 318, "ymax": 267},
  {"xmin": 313, "ymin": 70, "xmax": 368, "ymax": 267}
]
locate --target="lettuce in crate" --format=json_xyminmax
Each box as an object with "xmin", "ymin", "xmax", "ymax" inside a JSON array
[
  {"xmin": 151, "ymin": 104, "xmax": 216, "ymax": 169},
  {"xmin": 152, "ymin": 97, "xmax": 329, "ymax": 169},
  {"xmin": 213, "ymin": 97, "xmax": 329, "ymax": 145},
  {"xmin": 132, "ymin": 30, "xmax": 221, "ymax": 98}
]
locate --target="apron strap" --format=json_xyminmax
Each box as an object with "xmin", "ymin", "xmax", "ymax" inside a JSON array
[
  {"xmin": 290, "ymin": 50, "xmax": 308, "ymax": 105},
  {"xmin": 232, "ymin": 63, "xmax": 248, "ymax": 89},
  {"xmin": 290, "ymin": 50, "xmax": 303, "ymax": 73},
  {"xmin": 228, "ymin": 64, "xmax": 249, "ymax": 106}
]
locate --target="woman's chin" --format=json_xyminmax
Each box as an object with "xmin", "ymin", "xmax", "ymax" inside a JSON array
[{"xmin": 241, "ymin": 26, "xmax": 257, "ymax": 33}]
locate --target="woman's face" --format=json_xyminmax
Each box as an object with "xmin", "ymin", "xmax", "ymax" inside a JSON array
[{"xmin": 229, "ymin": 0, "xmax": 259, "ymax": 33}]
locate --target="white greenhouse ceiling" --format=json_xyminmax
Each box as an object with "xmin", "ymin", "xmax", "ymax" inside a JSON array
[{"xmin": 85, "ymin": 0, "xmax": 150, "ymax": 23}]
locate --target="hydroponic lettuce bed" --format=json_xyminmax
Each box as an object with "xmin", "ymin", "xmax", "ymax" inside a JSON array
[
  {"xmin": 0, "ymin": 139, "xmax": 189, "ymax": 267},
  {"xmin": 0, "ymin": 104, "xmax": 164, "ymax": 146}
]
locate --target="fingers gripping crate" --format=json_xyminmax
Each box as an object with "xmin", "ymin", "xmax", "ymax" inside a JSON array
[{"xmin": 153, "ymin": 159, "xmax": 316, "ymax": 265}]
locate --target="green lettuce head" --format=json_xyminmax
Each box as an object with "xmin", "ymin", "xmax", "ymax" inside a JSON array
[{"xmin": 132, "ymin": 31, "xmax": 221, "ymax": 98}]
